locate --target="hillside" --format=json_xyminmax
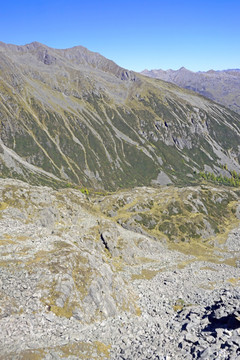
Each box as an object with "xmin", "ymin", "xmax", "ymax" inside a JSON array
[
  {"xmin": 0, "ymin": 42, "xmax": 240, "ymax": 189},
  {"xmin": 141, "ymin": 67, "xmax": 240, "ymax": 115},
  {"xmin": 1, "ymin": 42, "xmax": 240, "ymax": 359},
  {"xmin": 0, "ymin": 179, "xmax": 240, "ymax": 359}
]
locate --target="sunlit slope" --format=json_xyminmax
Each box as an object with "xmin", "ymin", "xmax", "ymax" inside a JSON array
[
  {"xmin": 0, "ymin": 42, "xmax": 240, "ymax": 189},
  {"xmin": 142, "ymin": 67, "xmax": 240, "ymax": 115}
]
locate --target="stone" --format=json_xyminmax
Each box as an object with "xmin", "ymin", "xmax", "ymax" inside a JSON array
[
  {"xmin": 0, "ymin": 179, "xmax": 240, "ymax": 359},
  {"xmin": 184, "ymin": 333, "xmax": 199, "ymax": 343}
]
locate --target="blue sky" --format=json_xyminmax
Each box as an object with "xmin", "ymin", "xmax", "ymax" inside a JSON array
[{"xmin": 1, "ymin": 0, "xmax": 239, "ymax": 72}]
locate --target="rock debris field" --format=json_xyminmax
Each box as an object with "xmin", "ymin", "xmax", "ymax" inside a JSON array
[{"xmin": 0, "ymin": 179, "xmax": 240, "ymax": 359}]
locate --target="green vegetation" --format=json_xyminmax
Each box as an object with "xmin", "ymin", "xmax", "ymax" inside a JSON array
[
  {"xmin": 97, "ymin": 185, "xmax": 239, "ymax": 254},
  {"xmin": 173, "ymin": 298, "xmax": 185, "ymax": 312},
  {"xmin": 64, "ymin": 182, "xmax": 90, "ymax": 195},
  {"xmin": 1, "ymin": 46, "xmax": 240, "ymax": 191},
  {"xmin": 199, "ymin": 170, "xmax": 240, "ymax": 187},
  {"xmin": 80, "ymin": 187, "xmax": 89, "ymax": 195}
]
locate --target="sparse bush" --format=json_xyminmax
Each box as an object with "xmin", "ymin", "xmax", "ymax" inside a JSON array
[
  {"xmin": 199, "ymin": 171, "xmax": 240, "ymax": 187},
  {"xmin": 80, "ymin": 187, "xmax": 89, "ymax": 195}
]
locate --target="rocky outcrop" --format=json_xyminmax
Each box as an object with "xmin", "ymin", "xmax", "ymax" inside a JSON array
[
  {"xmin": 0, "ymin": 178, "xmax": 239, "ymax": 358},
  {"xmin": 0, "ymin": 179, "xmax": 139, "ymax": 326},
  {"xmin": 96, "ymin": 185, "xmax": 240, "ymax": 244}
]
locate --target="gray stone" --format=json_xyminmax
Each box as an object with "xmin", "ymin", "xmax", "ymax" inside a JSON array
[{"xmin": 184, "ymin": 333, "xmax": 199, "ymax": 343}]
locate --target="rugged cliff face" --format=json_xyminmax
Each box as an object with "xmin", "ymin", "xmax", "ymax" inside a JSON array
[{"xmin": 1, "ymin": 42, "xmax": 240, "ymax": 190}]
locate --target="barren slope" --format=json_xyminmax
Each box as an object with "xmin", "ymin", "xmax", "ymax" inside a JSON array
[{"xmin": 0, "ymin": 179, "xmax": 240, "ymax": 359}]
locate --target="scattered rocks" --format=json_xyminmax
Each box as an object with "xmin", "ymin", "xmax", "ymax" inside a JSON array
[{"xmin": 0, "ymin": 179, "xmax": 239, "ymax": 359}]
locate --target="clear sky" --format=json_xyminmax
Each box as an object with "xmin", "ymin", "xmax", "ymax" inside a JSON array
[{"xmin": 1, "ymin": 0, "xmax": 239, "ymax": 72}]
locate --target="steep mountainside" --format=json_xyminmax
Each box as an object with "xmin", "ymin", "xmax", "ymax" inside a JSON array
[
  {"xmin": 141, "ymin": 67, "xmax": 240, "ymax": 115},
  {"xmin": 1, "ymin": 42, "xmax": 240, "ymax": 190}
]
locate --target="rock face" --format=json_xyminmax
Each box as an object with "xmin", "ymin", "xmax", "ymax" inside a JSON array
[
  {"xmin": 0, "ymin": 178, "xmax": 240, "ymax": 359},
  {"xmin": 0, "ymin": 179, "xmax": 140, "ymax": 325},
  {"xmin": 141, "ymin": 67, "xmax": 240, "ymax": 115},
  {"xmin": 96, "ymin": 185, "xmax": 240, "ymax": 246},
  {"xmin": 0, "ymin": 42, "xmax": 240, "ymax": 189}
]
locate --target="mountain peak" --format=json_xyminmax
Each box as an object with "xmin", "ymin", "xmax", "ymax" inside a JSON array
[
  {"xmin": 0, "ymin": 40, "xmax": 136, "ymax": 81},
  {"xmin": 26, "ymin": 41, "xmax": 45, "ymax": 48},
  {"xmin": 141, "ymin": 67, "xmax": 240, "ymax": 115}
]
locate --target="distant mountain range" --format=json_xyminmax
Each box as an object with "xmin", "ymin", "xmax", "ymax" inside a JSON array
[
  {"xmin": 0, "ymin": 41, "xmax": 240, "ymax": 189},
  {"xmin": 1, "ymin": 42, "xmax": 240, "ymax": 360},
  {"xmin": 141, "ymin": 67, "xmax": 240, "ymax": 115}
]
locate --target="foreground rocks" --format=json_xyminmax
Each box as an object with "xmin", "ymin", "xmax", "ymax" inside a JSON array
[
  {"xmin": 106, "ymin": 261, "xmax": 240, "ymax": 360},
  {"xmin": 0, "ymin": 179, "xmax": 239, "ymax": 359}
]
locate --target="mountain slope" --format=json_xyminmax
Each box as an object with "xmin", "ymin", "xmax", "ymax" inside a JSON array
[
  {"xmin": 141, "ymin": 67, "xmax": 240, "ymax": 115},
  {"xmin": 0, "ymin": 42, "xmax": 240, "ymax": 190}
]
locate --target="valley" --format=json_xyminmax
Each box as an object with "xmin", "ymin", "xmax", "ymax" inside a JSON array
[
  {"xmin": 0, "ymin": 41, "xmax": 240, "ymax": 359},
  {"xmin": 0, "ymin": 42, "xmax": 240, "ymax": 190}
]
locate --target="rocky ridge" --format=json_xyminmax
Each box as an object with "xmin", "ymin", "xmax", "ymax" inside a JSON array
[
  {"xmin": 141, "ymin": 67, "xmax": 240, "ymax": 115},
  {"xmin": 0, "ymin": 178, "xmax": 240, "ymax": 359}
]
